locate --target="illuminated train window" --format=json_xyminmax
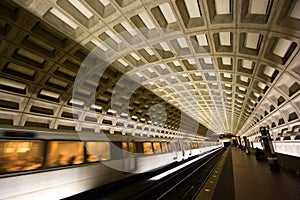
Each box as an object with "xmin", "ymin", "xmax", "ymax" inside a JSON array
[
  {"xmin": 191, "ymin": 143, "xmax": 195, "ymax": 149},
  {"xmin": 0, "ymin": 141, "xmax": 44, "ymax": 174},
  {"xmin": 153, "ymin": 142, "xmax": 162, "ymax": 154},
  {"xmin": 46, "ymin": 141, "xmax": 84, "ymax": 167},
  {"xmin": 192, "ymin": 143, "xmax": 199, "ymax": 149},
  {"xmin": 122, "ymin": 142, "xmax": 128, "ymax": 151},
  {"xmin": 143, "ymin": 142, "xmax": 154, "ymax": 154},
  {"xmin": 86, "ymin": 142, "xmax": 111, "ymax": 162},
  {"xmin": 128, "ymin": 142, "xmax": 135, "ymax": 153},
  {"xmin": 161, "ymin": 142, "xmax": 169, "ymax": 153},
  {"xmin": 192, "ymin": 143, "xmax": 196, "ymax": 149},
  {"xmin": 122, "ymin": 142, "xmax": 135, "ymax": 153}
]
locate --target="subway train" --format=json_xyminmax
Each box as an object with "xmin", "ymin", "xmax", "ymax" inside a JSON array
[{"xmin": 0, "ymin": 128, "xmax": 221, "ymax": 200}]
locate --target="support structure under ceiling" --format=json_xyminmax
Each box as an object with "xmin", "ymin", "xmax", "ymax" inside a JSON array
[{"xmin": 0, "ymin": 0, "xmax": 299, "ymax": 139}]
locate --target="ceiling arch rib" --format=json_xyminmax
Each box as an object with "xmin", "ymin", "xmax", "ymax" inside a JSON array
[{"xmin": 0, "ymin": 0, "xmax": 299, "ymax": 139}]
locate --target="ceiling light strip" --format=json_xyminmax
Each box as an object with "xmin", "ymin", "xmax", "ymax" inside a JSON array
[
  {"xmin": 68, "ymin": 0, "xmax": 93, "ymax": 18},
  {"xmin": 99, "ymin": 0, "xmax": 110, "ymax": 6},
  {"xmin": 242, "ymin": 60, "xmax": 253, "ymax": 69},
  {"xmin": 0, "ymin": 78, "xmax": 26, "ymax": 90},
  {"xmin": 40, "ymin": 89, "xmax": 60, "ymax": 99},
  {"xmin": 118, "ymin": 58, "xmax": 129, "ymax": 66},
  {"xmin": 121, "ymin": 21, "xmax": 138, "ymax": 36},
  {"xmin": 219, "ymin": 32, "xmax": 231, "ymax": 46},
  {"xmin": 145, "ymin": 47, "xmax": 155, "ymax": 56},
  {"xmin": 159, "ymin": 3, "xmax": 177, "ymax": 23},
  {"xmin": 290, "ymin": 0, "xmax": 300, "ymax": 19},
  {"xmin": 204, "ymin": 57, "xmax": 213, "ymax": 64},
  {"xmin": 273, "ymin": 38, "xmax": 292, "ymax": 57},
  {"xmin": 91, "ymin": 39, "xmax": 109, "ymax": 52},
  {"xmin": 222, "ymin": 57, "xmax": 231, "ymax": 65},
  {"xmin": 139, "ymin": 12, "xmax": 156, "ymax": 29},
  {"xmin": 214, "ymin": 0, "xmax": 231, "ymax": 15},
  {"xmin": 184, "ymin": 0, "xmax": 201, "ymax": 18},
  {"xmin": 130, "ymin": 52, "xmax": 141, "ymax": 60},
  {"xmin": 105, "ymin": 30, "xmax": 122, "ymax": 44},
  {"xmin": 250, "ymin": 0, "xmax": 269, "ymax": 14},
  {"xmin": 245, "ymin": 33, "xmax": 260, "ymax": 49},
  {"xmin": 196, "ymin": 34, "xmax": 208, "ymax": 46},
  {"xmin": 160, "ymin": 42, "xmax": 171, "ymax": 51},
  {"xmin": 49, "ymin": 8, "xmax": 79, "ymax": 29}
]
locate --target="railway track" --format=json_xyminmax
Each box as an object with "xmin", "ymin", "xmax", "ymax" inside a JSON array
[
  {"xmin": 67, "ymin": 148, "xmax": 225, "ymax": 200},
  {"xmin": 129, "ymin": 148, "xmax": 225, "ymax": 200}
]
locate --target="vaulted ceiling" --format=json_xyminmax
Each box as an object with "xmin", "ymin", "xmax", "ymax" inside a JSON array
[{"xmin": 0, "ymin": 0, "xmax": 300, "ymax": 138}]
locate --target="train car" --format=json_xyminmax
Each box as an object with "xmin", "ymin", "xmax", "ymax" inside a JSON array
[{"xmin": 0, "ymin": 128, "xmax": 222, "ymax": 200}]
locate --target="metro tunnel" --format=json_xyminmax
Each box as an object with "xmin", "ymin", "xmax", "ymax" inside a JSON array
[{"xmin": 0, "ymin": 0, "xmax": 300, "ymax": 199}]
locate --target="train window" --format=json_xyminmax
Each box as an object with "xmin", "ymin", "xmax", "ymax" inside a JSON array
[
  {"xmin": 161, "ymin": 142, "xmax": 168, "ymax": 153},
  {"xmin": 86, "ymin": 142, "xmax": 111, "ymax": 162},
  {"xmin": 122, "ymin": 142, "xmax": 128, "ymax": 151},
  {"xmin": 191, "ymin": 143, "xmax": 195, "ymax": 149},
  {"xmin": 143, "ymin": 142, "xmax": 154, "ymax": 154},
  {"xmin": 122, "ymin": 142, "xmax": 135, "ymax": 153},
  {"xmin": 0, "ymin": 140, "xmax": 44, "ymax": 174},
  {"xmin": 128, "ymin": 142, "xmax": 135, "ymax": 153},
  {"xmin": 192, "ymin": 143, "xmax": 199, "ymax": 149},
  {"xmin": 153, "ymin": 142, "xmax": 162, "ymax": 154},
  {"xmin": 46, "ymin": 141, "xmax": 83, "ymax": 167}
]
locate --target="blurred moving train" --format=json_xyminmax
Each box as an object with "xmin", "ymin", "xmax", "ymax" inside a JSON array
[{"xmin": 0, "ymin": 128, "xmax": 221, "ymax": 200}]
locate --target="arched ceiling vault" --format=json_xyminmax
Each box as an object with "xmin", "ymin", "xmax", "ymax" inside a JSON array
[{"xmin": 0, "ymin": 0, "xmax": 299, "ymax": 138}]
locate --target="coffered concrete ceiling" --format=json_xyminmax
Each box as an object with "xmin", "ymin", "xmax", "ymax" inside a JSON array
[{"xmin": 0, "ymin": 0, "xmax": 300, "ymax": 139}]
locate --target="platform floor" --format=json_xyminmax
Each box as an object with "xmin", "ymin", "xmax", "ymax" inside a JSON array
[{"xmin": 231, "ymin": 147, "xmax": 300, "ymax": 200}]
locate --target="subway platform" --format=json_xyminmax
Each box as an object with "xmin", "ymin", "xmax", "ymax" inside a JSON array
[{"xmin": 198, "ymin": 147, "xmax": 300, "ymax": 200}]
